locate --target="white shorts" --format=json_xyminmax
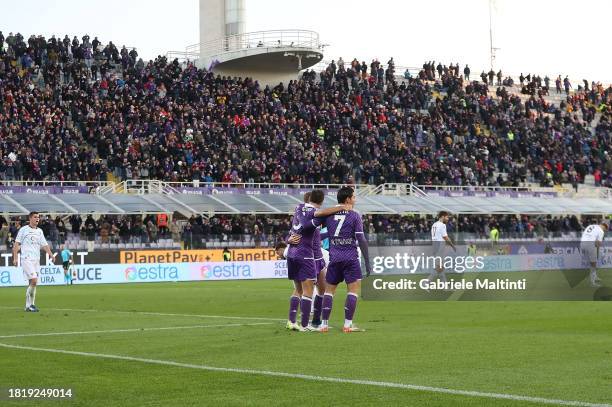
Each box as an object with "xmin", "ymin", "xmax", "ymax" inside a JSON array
[
  {"xmin": 22, "ymin": 260, "xmax": 40, "ymax": 280},
  {"xmin": 321, "ymin": 249, "xmax": 330, "ymax": 268},
  {"xmin": 432, "ymin": 241, "xmax": 446, "ymax": 257},
  {"xmin": 581, "ymin": 244, "xmax": 598, "ymax": 264}
]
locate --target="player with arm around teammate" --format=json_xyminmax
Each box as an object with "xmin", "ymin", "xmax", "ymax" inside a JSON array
[
  {"xmin": 280, "ymin": 192, "xmax": 312, "ymax": 331},
  {"xmin": 319, "ymin": 186, "xmax": 372, "ymax": 333},
  {"xmin": 13, "ymin": 212, "xmax": 56, "ymax": 312},
  {"xmin": 281, "ymin": 191, "xmax": 329, "ymax": 331},
  {"xmin": 285, "ymin": 217, "xmax": 331, "ymax": 328},
  {"xmin": 287, "ymin": 190, "xmax": 349, "ymax": 332},
  {"xmin": 580, "ymin": 222, "xmax": 608, "ymax": 287}
]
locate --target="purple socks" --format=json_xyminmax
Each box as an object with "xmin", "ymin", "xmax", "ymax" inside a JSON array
[
  {"xmin": 344, "ymin": 292, "xmax": 358, "ymax": 321},
  {"xmin": 288, "ymin": 295, "xmax": 300, "ymax": 323},
  {"xmin": 312, "ymin": 294, "xmax": 323, "ymax": 324},
  {"xmin": 322, "ymin": 294, "xmax": 333, "ymax": 321},
  {"xmin": 300, "ymin": 296, "xmax": 312, "ymax": 327}
]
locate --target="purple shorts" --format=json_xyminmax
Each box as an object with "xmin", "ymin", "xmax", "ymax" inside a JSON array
[
  {"xmin": 287, "ymin": 257, "xmax": 317, "ymax": 282},
  {"xmin": 326, "ymin": 259, "xmax": 362, "ymax": 285},
  {"xmin": 314, "ymin": 258, "xmax": 326, "ymax": 275}
]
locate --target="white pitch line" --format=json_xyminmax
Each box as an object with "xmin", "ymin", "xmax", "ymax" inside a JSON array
[
  {"xmin": 0, "ymin": 342, "xmax": 608, "ymax": 407},
  {"xmin": 0, "ymin": 322, "xmax": 273, "ymax": 339},
  {"xmin": 0, "ymin": 306, "xmax": 283, "ymax": 322}
]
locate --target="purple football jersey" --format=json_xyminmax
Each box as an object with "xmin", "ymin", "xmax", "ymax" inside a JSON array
[
  {"xmin": 287, "ymin": 203, "xmax": 319, "ymax": 259},
  {"xmin": 312, "ymin": 227, "xmax": 323, "ymax": 259},
  {"xmin": 323, "ymin": 209, "xmax": 364, "ymax": 263},
  {"xmin": 291, "ymin": 203, "xmax": 305, "ymax": 226}
]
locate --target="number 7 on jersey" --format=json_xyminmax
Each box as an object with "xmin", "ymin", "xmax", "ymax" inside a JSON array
[{"xmin": 334, "ymin": 215, "xmax": 346, "ymax": 237}]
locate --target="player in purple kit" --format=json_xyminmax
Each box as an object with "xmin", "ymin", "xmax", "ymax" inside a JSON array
[
  {"xmin": 287, "ymin": 190, "xmax": 349, "ymax": 332},
  {"xmin": 319, "ymin": 186, "xmax": 372, "ymax": 333},
  {"xmin": 276, "ymin": 240, "xmax": 302, "ymax": 331},
  {"xmin": 282, "ymin": 192, "xmax": 311, "ymax": 331},
  {"xmin": 311, "ymin": 222, "xmax": 327, "ymax": 328}
]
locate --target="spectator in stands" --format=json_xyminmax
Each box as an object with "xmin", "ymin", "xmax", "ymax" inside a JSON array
[
  {"xmin": 69, "ymin": 216, "xmax": 82, "ymax": 236},
  {"xmin": 191, "ymin": 222, "xmax": 202, "ymax": 249},
  {"xmin": 563, "ymin": 76, "xmax": 572, "ymax": 94},
  {"xmin": 182, "ymin": 223, "xmax": 193, "ymax": 249},
  {"xmin": 157, "ymin": 214, "xmax": 168, "ymax": 237},
  {"xmin": 100, "ymin": 220, "xmax": 110, "ymax": 244},
  {"xmin": 119, "ymin": 220, "xmax": 130, "ymax": 244},
  {"xmin": 0, "ymin": 221, "xmax": 9, "ymax": 246},
  {"xmin": 253, "ymin": 224, "xmax": 262, "ymax": 247},
  {"xmin": 147, "ymin": 220, "xmax": 158, "ymax": 244},
  {"xmin": 85, "ymin": 223, "xmax": 96, "ymax": 251},
  {"xmin": 170, "ymin": 219, "xmax": 181, "ymax": 242}
]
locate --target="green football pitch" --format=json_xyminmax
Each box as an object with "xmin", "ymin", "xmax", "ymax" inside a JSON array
[{"xmin": 0, "ymin": 280, "xmax": 610, "ymax": 406}]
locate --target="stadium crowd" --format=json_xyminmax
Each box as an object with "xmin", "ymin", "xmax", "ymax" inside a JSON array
[
  {"xmin": 0, "ymin": 213, "xmax": 601, "ymax": 250},
  {"xmin": 1, "ymin": 31, "xmax": 611, "ymax": 187}
]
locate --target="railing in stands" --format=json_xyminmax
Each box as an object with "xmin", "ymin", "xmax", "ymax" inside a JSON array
[
  {"xmin": 164, "ymin": 50, "xmax": 201, "ymax": 63},
  {"xmin": 89, "ymin": 180, "xmax": 606, "ymax": 198},
  {"xmin": 416, "ymin": 184, "xmax": 572, "ymax": 194},
  {"xmin": 3, "ymin": 179, "xmax": 607, "ymax": 200},
  {"xmin": 95, "ymin": 180, "xmax": 374, "ymax": 195},
  {"xmin": 163, "ymin": 181, "xmax": 370, "ymax": 191},
  {"xmin": 186, "ymin": 30, "xmax": 322, "ymax": 61},
  {"xmin": 0, "ymin": 180, "xmax": 111, "ymax": 188}
]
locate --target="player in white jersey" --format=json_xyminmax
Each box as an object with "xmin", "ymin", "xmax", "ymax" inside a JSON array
[
  {"xmin": 13, "ymin": 212, "xmax": 56, "ymax": 312},
  {"xmin": 580, "ymin": 222, "xmax": 608, "ymax": 287},
  {"xmin": 427, "ymin": 211, "xmax": 456, "ymax": 284}
]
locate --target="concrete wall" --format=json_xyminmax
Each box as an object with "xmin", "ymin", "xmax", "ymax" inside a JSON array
[
  {"xmin": 224, "ymin": 0, "xmax": 245, "ymax": 36},
  {"xmin": 198, "ymin": 48, "xmax": 323, "ymax": 86},
  {"xmin": 212, "ymin": 67, "xmax": 299, "ymax": 87},
  {"xmin": 200, "ymin": 0, "xmax": 225, "ymax": 47}
]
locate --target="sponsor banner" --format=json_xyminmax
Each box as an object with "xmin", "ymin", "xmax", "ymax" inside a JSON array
[
  {"xmin": 511, "ymin": 241, "xmax": 612, "ymax": 255},
  {"xmin": 120, "ymin": 248, "xmax": 277, "ymax": 263},
  {"xmin": 176, "ymin": 187, "xmax": 337, "ymax": 197},
  {"xmin": 0, "ymin": 186, "xmax": 88, "ymax": 194},
  {"xmin": 0, "ymin": 251, "xmax": 119, "ymax": 267},
  {"xmin": 0, "ymin": 264, "xmax": 107, "ymax": 287},
  {"xmin": 0, "ymin": 260, "xmax": 288, "ymax": 287},
  {"xmin": 175, "ymin": 186, "xmax": 560, "ymax": 199},
  {"xmin": 421, "ymin": 190, "xmax": 557, "ymax": 198}
]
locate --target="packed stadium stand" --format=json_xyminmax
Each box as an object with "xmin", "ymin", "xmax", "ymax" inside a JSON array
[
  {"xmin": 0, "ymin": 31, "xmax": 610, "ymax": 250},
  {"xmin": 2, "ymin": 31, "xmax": 610, "ymax": 186}
]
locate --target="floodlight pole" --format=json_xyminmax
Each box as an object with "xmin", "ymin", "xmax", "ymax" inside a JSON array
[
  {"xmin": 488, "ymin": 0, "xmax": 500, "ymax": 71},
  {"xmin": 489, "ymin": 0, "xmax": 494, "ymax": 71}
]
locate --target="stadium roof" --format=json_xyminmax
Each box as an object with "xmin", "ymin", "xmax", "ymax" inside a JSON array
[{"xmin": 0, "ymin": 192, "xmax": 610, "ymax": 216}]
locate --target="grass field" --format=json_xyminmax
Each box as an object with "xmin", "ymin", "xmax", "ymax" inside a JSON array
[{"xmin": 1, "ymin": 280, "xmax": 611, "ymax": 406}]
